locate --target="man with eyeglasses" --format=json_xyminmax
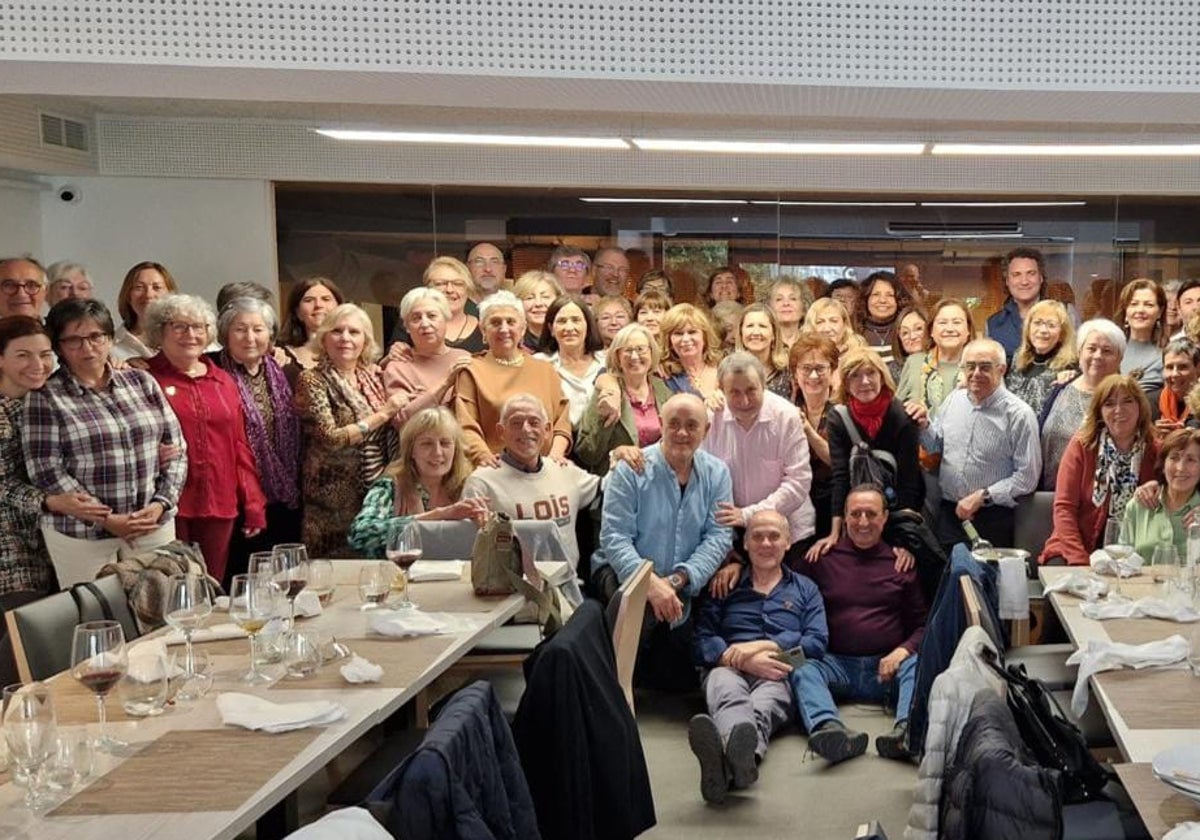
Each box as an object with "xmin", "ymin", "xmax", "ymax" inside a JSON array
[
  {"xmin": 0, "ymin": 257, "xmax": 48, "ymax": 318},
  {"xmin": 547, "ymin": 245, "xmax": 591, "ymax": 295},
  {"xmin": 789, "ymin": 484, "xmax": 927, "ymax": 765},
  {"xmin": 589, "ymin": 246, "xmax": 631, "ymax": 298},
  {"xmin": 914, "ymin": 337, "xmax": 1041, "ymax": 550},
  {"xmin": 465, "ymin": 242, "xmax": 508, "ymax": 301}
]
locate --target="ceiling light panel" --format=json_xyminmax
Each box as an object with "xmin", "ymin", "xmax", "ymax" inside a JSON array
[
  {"xmin": 315, "ymin": 129, "xmax": 630, "ymax": 149},
  {"xmin": 632, "ymin": 139, "xmax": 926, "ymax": 155}
]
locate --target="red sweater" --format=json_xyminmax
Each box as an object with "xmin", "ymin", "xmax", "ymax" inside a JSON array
[{"xmin": 1040, "ymin": 435, "xmax": 1159, "ymax": 566}]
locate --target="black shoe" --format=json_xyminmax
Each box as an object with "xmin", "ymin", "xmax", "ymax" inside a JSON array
[
  {"xmin": 688, "ymin": 714, "xmax": 729, "ymax": 804},
  {"xmin": 875, "ymin": 720, "xmax": 911, "ymax": 761},
  {"xmin": 725, "ymin": 722, "xmax": 758, "ymax": 789},
  {"xmin": 807, "ymin": 721, "xmax": 868, "ymax": 764}
]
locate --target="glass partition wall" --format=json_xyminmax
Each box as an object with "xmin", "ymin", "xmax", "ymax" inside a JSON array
[{"xmin": 275, "ymin": 185, "xmax": 1200, "ymax": 330}]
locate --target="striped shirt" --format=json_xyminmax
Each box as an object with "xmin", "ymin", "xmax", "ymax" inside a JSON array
[{"xmin": 23, "ymin": 365, "xmax": 188, "ymax": 539}]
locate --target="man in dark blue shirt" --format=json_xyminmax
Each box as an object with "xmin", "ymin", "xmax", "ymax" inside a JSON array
[{"xmin": 688, "ymin": 509, "xmax": 827, "ymax": 804}]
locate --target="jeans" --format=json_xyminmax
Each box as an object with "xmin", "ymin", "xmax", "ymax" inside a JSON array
[{"xmin": 789, "ymin": 652, "xmax": 919, "ymax": 732}]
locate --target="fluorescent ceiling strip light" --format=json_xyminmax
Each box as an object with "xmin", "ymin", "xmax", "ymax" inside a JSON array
[
  {"xmin": 932, "ymin": 143, "xmax": 1200, "ymax": 157},
  {"xmin": 315, "ymin": 129, "xmax": 630, "ymax": 149},
  {"xmin": 748, "ymin": 200, "xmax": 917, "ymax": 207},
  {"xmin": 920, "ymin": 233, "xmax": 1025, "ymax": 240},
  {"xmin": 631, "ymin": 139, "xmax": 926, "ymax": 155},
  {"xmin": 579, "ymin": 197, "xmax": 748, "ymax": 205},
  {"xmin": 922, "ymin": 201, "xmax": 1086, "ymax": 207}
]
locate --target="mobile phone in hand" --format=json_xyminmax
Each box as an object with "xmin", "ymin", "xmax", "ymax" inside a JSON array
[{"xmin": 770, "ymin": 646, "xmax": 807, "ymax": 669}]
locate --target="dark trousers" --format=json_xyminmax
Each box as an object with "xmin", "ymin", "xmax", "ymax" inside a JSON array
[
  {"xmin": 937, "ymin": 500, "xmax": 1015, "ymax": 552},
  {"xmin": 225, "ymin": 502, "xmax": 303, "ymax": 591}
]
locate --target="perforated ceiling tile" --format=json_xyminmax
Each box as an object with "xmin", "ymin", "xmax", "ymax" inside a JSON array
[{"xmin": 2, "ymin": 1, "xmax": 1200, "ymax": 90}]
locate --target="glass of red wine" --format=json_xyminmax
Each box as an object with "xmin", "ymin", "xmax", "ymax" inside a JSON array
[
  {"xmin": 386, "ymin": 522, "xmax": 422, "ymax": 610},
  {"xmin": 70, "ymin": 620, "xmax": 130, "ymax": 755},
  {"xmin": 271, "ymin": 543, "xmax": 310, "ymax": 634}
]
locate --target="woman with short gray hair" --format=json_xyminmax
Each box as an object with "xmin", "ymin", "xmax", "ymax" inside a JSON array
[
  {"xmin": 145, "ymin": 293, "xmax": 267, "ymax": 581},
  {"xmin": 383, "ymin": 286, "xmax": 471, "ymax": 425},
  {"xmin": 214, "ymin": 296, "xmax": 301, "ymax": 584}
]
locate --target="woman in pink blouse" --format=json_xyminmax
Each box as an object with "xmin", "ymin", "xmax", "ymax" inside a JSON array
[{"xmin": 382, "ymin": 287, "xmax": 470, "ymax": 423}]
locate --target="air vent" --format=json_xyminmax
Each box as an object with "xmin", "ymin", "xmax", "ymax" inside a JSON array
[
  {"xmin": 887, "ymin": 221, "xmax": 1021, "ymax": 236},
  {"xmin": 40, "ymin": 113, "xmax": 89, "ymax": 152}
]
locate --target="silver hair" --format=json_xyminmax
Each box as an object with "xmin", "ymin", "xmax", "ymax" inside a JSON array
[
  {"xmin": 47, "ymin": 260, "xmax": 90, "ymax": 285},
  {"xmin": 478, "ymin": 289, "xmax": 526, "ymax": 325},
  {"xmin": 400, "ymin": 286, "xmax": 451, "ymax": 321},
  {"xmin": 217, "ymin": 296, "xmax": 278, "ymax": 346},
  {"xmin": 963, "ymin": 337, "xmax": 1007, "ymax": 367},
  {"xmin": 1076, "ymin": 318, "xmax": 1127, "ymax": 357},
  {"xmin": 143, "ymin": 293, "xmax": 216, "ymax": 350},
  {"xmin": 499, "ymin": 392, "xmax": 548, "ymax": 424},
  {"xmin": 717, "ymin": 350, "xmax": 768, "ymax": 388}
]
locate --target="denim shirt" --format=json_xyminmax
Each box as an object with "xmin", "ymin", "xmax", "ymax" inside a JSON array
[{"xmin": 985, "ymin": 298, "xmax": 1023, "ymax": 362}]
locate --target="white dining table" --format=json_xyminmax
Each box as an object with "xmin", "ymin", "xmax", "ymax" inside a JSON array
[{"xmin": 0, "ymin": 559, "xmax": 526, "ymax": 840}]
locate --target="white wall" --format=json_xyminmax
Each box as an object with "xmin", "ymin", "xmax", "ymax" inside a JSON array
[
  {"xmin": 0, "ymin": 181, "xmax": 46, "ymax": 261},
  {"xmin": 39, "ymin": 176, "xmax": 276, "ymax": 310}
]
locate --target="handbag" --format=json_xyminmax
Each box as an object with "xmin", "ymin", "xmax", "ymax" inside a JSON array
[
  {"xmin": 834, "ymin": 405, "xmax": 899, "ymax": 508},
  {"xmin": 471, "ymin": 512, "xmax": 562, "ymax": 635}
]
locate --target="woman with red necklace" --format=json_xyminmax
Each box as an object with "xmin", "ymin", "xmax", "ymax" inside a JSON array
[{"xmin": 805, "ymin": 347, "xmax": 924, "ymax": 561}]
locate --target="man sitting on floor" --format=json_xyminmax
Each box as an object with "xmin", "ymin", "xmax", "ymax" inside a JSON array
[
  {"xmin": 689, "ymin": 509, "xmax": 827, "ymax": 804},
  {"xmin": 791, "ymin": 484, "xmax": 928, "ymax": 764},
  {"xmin": 463, "ymin": 393, "xmax": 600, "ymax": 569}
]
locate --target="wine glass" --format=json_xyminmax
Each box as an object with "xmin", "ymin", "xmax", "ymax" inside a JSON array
[
  {"xmin": 2, "ymin": 682, "xmax": 57, "ymax": 811},
  {"xmin": 164, "ymin": 573, "xmax": 213, "ymax": 701},
  {"xmin": 70, "ymin": 620, "xmax": 129, "ymax": 755},
  {"xmin": 308, "ymin": 559, "xmax": 335, "ymax": 607},
  {"xmin": 229, "ymin": 573, "xmax": 280, "ymax": 685},
  {"xmin": 1103, "ymin": 518, "xmax": 1133, "ymax": 598},
  {"xmin": 272, "ymin": 543, "xmax": 310, "ymax": 632},
  {"xmin": 385, "ymin": 522, "xmax": 422, "ymax": 610},
  {"xmin": 358, "ymin": 563, "xmax": 391, "ymax": 609}
]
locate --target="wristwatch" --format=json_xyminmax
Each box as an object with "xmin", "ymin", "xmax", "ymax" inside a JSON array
[
  {"xmin": 980, "ymin": 488, "xmax": 992, "ymax": 506},
  {"xmin": 667, "ymin": 572, "xmax": 686, "ymax": 593},
  {"xmin": 356, "ymin": 420, "xmax": 370, "ymax": 435}
]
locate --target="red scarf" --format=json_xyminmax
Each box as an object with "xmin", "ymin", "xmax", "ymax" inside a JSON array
[{"xmin": 848, "ymin": 388, "xmax": 892, "ymax": 440}]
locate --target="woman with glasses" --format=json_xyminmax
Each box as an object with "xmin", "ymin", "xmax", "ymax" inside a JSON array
[
  {"xmin": 890, "ymin": 306, "xmax": 930, "ymax": 381},
  {"xmin": 144, "ymin": 294, "xmax": 266, "ymax": 581},
  {"xmin": 111, "ymin": 261, "xmax": 179, "ymax": 362},
  {"xmin": 1005, "ymin": 300, "xmax": 1078, "ymax": 415},
  {"xmin": 593, "ymin": 296, "xmax": 632, "ymax": 348},
  {"xmin": 0, "ymin": 258, "xmax": 47, "ymax": 319},
  {"xmin": 389, "ymin": 257, "xmax": 484, "ymax": 354},
  {"xmin": 513, "ymin": 270, "xmax": 564, "ymax": 353},
  {"xmin": 789, "ymin": 333, "xmax": 841, "ymax": 545},
  {"xmin": 23, "ymin": 299, "xmax": 187, "ymax": 586},
  {"xmin": 576, "ymin": 323, "xmax": 673, "ymax": 476},
  {"xmin": 548, "ymin": 246, "xmax": 592, "ymax": 296}
]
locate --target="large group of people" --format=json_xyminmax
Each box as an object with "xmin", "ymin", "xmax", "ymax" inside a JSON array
[{"xmin": 3, "ymin": 243, "xmax": 1198, "ymax": 805}]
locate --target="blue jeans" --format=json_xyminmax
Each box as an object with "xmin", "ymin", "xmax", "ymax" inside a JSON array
[{"xmin": 789, "ymin": 652, "xmax": 919, "ymax": 732}]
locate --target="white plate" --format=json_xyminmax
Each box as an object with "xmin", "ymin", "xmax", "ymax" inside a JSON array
[
  {"xmin": 1152, "ymin": 744, "xmax": 1200, "ymax": 792},
  {"xmin": 1153, "ymin": 768, "xmax": 1200, "ymax": 798}
]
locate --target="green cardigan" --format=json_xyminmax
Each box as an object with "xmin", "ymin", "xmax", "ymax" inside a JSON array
[{"xmin": 574, "ymin": 377, "xmax": 674, "ymax": 475}]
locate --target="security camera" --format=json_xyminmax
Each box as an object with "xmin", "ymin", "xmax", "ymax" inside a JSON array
[{"xmin": 57, "ymin": 186, "xmax": 81, "ymax": 204}]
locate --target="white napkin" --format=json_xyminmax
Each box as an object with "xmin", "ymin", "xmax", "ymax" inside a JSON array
[
  {"xmin": 407, "ymin": 560, "xmax": 464, "ymax": 582},
  {"xmin": 1043, "ymin": 572, "xmax": 1110, "ymax": 601},
  {"xmin": 216, "ymin": 692, "xmax": 347, "ymax": 733},
  {"xmin": 292, "ymin": 590, "xmax": 323, "ymax": 618},
  {"xmin": 282, "ymin": 806, "xmax": 392, "ymax": 840},
  {"xmin": 214, "ymin": 596, "xmax": 230, "ymax": 611},
  {"xmin": 367, "ymin": 609, "xmax": 474, "ymax": 638},
  {"xmin": 164, "ymin": 622, "xmax": 248, "ymax": 645},
  {"xmin": 340, "ymin": 655, "xmax": 383, "ymax": 684},
  {"xmin": 1090, "ymin": 548, "xmax": 1145, "ymax": 578},
  {"xmin": 127, "ymin": 639, "xmax": 178, "ymax": 682},
  {"xmin": 1080, "ymin": 596, "xmax": 1200, "ymax": 622},
  {"xmin": 1165, "ymin": 822, "xmax": 1200, "ymax": 840},
  {"xmin": 996, "ymin": 556, "xmax": 1030, "ymax": 620},
  {"xmin": 1065, "ymin": 635, "xmax": 1190, "ymax": 716}
]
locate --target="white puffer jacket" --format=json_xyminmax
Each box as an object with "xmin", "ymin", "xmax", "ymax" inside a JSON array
[{"xmin": 904, "ymin": 626, "xmax": 1005, "ymax": 840}]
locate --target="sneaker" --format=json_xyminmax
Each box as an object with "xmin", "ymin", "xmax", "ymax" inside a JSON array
[
  {"xmin": 875, "ymin": 720, "xmax": 911, "ymax": 761},
  {"xmin": 724, "ymin": 722, "xmax": 758, "ymax": 789},
  {"xmin": 688, "ymin": 714, "xmax": 729, "ymax": 804},
  {"xmin": 807, "ymin": 720, "xmax": 868, "ymax": 764}
]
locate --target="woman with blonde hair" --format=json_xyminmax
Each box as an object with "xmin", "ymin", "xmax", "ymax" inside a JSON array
[
  {"xmin": 348, "ymin": 407, "xmax": 487, "ymax": 557},
  {"xmin": 768, "ymin": 277, "xmax": 810, "ymax": 350},
  {"xmin": 296, "ymin": 302, "xmax": 407, "ymax": 555},
  {"xmin": 513, "ymin": 269, "xmax": 564, "ymax": 353},
  {"xmin": 1006, "ymin": 299, "xmax": 1078, "ymax": 414},
  {"xmin": 659, "ymin": 303, "xmax": 724, "ymax": 407},
  {"xmin": 804, "ymin": 298, "xmax": 865, "ymax": 356},
  {"xmin": 736, "ymin": 303, "xmax": 792, "ymax": 398}
]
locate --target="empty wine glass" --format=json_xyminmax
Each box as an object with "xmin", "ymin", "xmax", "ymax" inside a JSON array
[
  {"xmin": 2, "ymin": 682, "xmax": 57, "ymax": 811},
  {"xmin": 1151, "ymin": 544, "xmax": 1182, "ymax": 594},
  {"xmin": 70, "ymin": 620, "xmax": 129, "ymax": 754},
  {"xmin": 385, "ymin": 522, "xmax": 422, "ymax": 609},
  {"xmin": 164, "ymin": 573, "xmax": 213, "ymax": 701},
  {"xmin": 1103, "ymin": 518, "xmax": 1132, "ymax": 598},
  {"xmin": 229, "ymin": 573, "xmax": 280, "ymax": 685},
  {"xmin": 272, "ymin": 543, "xmax": 310, "ymax": 632}
]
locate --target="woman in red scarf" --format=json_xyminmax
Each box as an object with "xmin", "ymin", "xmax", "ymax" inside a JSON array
[
  {"xmin": 1156, "ymin": 337, "xmax": 1200, "ymax": 435},
  {"xmin": 806, "ymin": 347, "xmax": 924, "ymax": 561}
]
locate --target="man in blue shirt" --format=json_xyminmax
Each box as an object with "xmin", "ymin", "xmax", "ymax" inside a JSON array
[
  {"xmin": 985, "ymin": 247, "xmax": 1047, "ymax": 361},
  {"xmin": 592, "ymin": 393, "xmax": 734, "ymax": 690},
  {"xmin": 689, "ymin": 509, "xmax": 826, "ymax": 804}
]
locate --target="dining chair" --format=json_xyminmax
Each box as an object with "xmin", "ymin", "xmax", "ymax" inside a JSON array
[
  {"xmin": 5, "ymin": 588, "xmax": 83, "ymax": 681},
  {"xmin": 610, "ymin": 560, "xmax": 654, "ymax": 714}
]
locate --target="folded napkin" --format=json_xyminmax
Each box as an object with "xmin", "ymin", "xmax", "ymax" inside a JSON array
[
  {"xmin": 164, "ymin": 622, "xmax": 248, "ymax": 645},
  {"xmin": 340, "ymin": 655, "xmax": 383, "ymax": 684},
  {"xmin": 368, "ymin": 609, "xmax": 474, "ymax": 638},
  {"xmin": 292, "ymin": 590, "xmax": 323, "ymax": 618},
  {"xmin": 216, "ymin": 692, "xmax": 347, "ymax": 733},
  {"xmin": 214, "ymin": 595, "xmax": 230, "ymax": 611},
  {"xmin": 127, "ymin": 639, "xmax": 180, "ymax": 682},
  {"xmin": 996, "ymin": 556, "xmax": 1030, "ymax": 620},
  {"xmin": 407, "ymin": 560, "xmax": 464, "ymax": 582},
  {"xmin": 1044, "ymin": 572, "xmax": 1110, "ymax": 602},
  {"xmin": 1065, "ymin": 635, "xmax": 1190, "ymax": 716},
  {"xmin": 1080, "ymin": 596, "xmax": 1200, "ymax": 622},
  {"xmin": 1090, "ymin": 548, "xmax": 1144, "ymax": 578},
  {"xmin": 1166, "ymin": 823, "xmax": 1200, "ymax": 840}
]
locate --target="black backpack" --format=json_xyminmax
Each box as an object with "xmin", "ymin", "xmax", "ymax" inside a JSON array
[{"xmin": 834, "ymin": 404, "xmax": 899, "ymax": 508}]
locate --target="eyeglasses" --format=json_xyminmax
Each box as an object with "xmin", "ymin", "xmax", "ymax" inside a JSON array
[
  {"xmin": 59, "ymin": 332, "xmax": 109, "ymax": 350},
  {"xmin": 166, "ymin": 321, "xmax": 208, "ymax": 336},
  {"xmin": 1, "ymin": 280, "xmax": 43, "ymax": 295},
  {"xmin": 469, "ymin": 257, "xmax": 504, "ymax": 267},
  {"xmin": 622, "ymin": 345, "xmax": 652, "ymax": 358},
  {"xmin": 555, "ymin": 259, "xmax": 589, "ymax": 271},
  {"xmin": 798, "ymin": 364, "xmax": 830, "ymax": 377},
  {"xmin": 597, "ymin": 313, "xmax": 629, "ymax": 323},
  {"xmin": 1030, "ymin": 319, "xmax": 1061, "ymax": 330},
  {"xmin": 430, "ymin": 279, "xmax": 468, "ymax": 290},
  {"xmin": 962, "ymin": 361, "xmax": 996, "ymax": 373}
]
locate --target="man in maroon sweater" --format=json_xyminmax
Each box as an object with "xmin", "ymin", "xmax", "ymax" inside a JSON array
[{"xmin": 789, "ymin": 484, "xmax": 928, "ymax": 764}]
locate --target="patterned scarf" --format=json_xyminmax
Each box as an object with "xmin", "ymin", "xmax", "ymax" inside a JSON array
[
  {"xmin": 322, "ymin": 361, "xmax": 396, "ymax": 484},
  {"xmin": 1092, "ymin": 430, "xmax": 1145, "ymax": 516},
  {"xmin": 218, "ymin": 351, "xmax": 301, "ymax": 508}
]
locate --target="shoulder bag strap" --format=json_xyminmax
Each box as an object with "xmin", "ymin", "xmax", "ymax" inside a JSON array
[{"xmin": 833, "ymin": 404, "xmax": 865, "ymax": 448}]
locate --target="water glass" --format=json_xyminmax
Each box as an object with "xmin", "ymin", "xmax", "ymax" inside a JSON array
[
  {"xmin": 308, "ymin": 559, "xmax": 335, "ymax": 607},
  {"xmin": 1102, "ymin": 518, "xmax": 1132, "ymax": 598},
  {"xmin": 45, "ymin": 730, "xmax": 94, "ymax": 793},
  {"xmin": 358, "ymin": 563, "xmax": 392, "ymax": 609},
  {"xmin": 118, "ymin": 647, "xmax": 173, "ymax": 717},
  {"xmin": 1151, "ymin": 544, "xmax": 1182, "ymax": 594},
  {"xmin": 2, "ymin": 682, "xmax": 57, "ymax": 810},
  {"xmin": 283, "ymin": 631, "xmax": 321, "ymax": 679}
]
